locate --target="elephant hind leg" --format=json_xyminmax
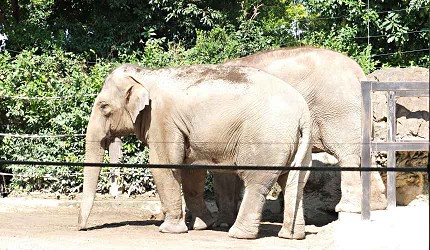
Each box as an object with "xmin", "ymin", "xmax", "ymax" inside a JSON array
[
  {"xmin": 182, "ymin": 169, "xmax": 215, "ymax": 230},
  {"xmin": 228, "ymin": 170, "xmax": 280, "ymax": 239},
  {"xmin": 317, "ymin": 117, "xmax": 387, "ymax": 212},
  {"xmin": 277, "ymin": 153, "xmax": 311, "ymax": 239},
  {"xmin": 335, "ymin": 154, "xmax": 387, "ymax": 213}
]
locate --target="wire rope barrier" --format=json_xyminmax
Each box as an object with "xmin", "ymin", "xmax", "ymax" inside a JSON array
[{"xmin": 0, "ymin": 160, "xmax": 427, "ymax": 172}]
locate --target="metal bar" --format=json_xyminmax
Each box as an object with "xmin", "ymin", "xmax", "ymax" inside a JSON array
[
  {"xmin": 109, "ymin": 138, "xmax": 122, "ymax": 198},
  {"xmin": 361, "ymin": 81, "xmax": 372, "ymax": 220},
  {"xmin": 0, "ymin": 160, "xmax": 427, "ymax": 171},
  {"xmin": 395, "ymin": 91, "xmax": 430, "ymax": 97},
  {"xmin": 387, "ymin": 91, "xmax": 397, "ymax": 209},
  {"xmin": 362, "ymin": 81, "xmax": 429, "ymax": 91},
  {"xmin": 371, "ymin": 142, "xmax": 429, "ymax": 151}
]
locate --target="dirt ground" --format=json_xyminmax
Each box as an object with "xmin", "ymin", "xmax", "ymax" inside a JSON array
[{"xmin": 0, "ymin": 195, "xmax": 428, "ymax": 250}]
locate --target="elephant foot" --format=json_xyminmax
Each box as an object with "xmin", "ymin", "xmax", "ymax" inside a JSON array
[
  {"xmin": 218, "ymin": 222, "xmax": 230, "ymax": 228},
  {"xmin": 213, "ymin": 213, "xmax": 236, "ymax": 228},
  {"xmin": 77, "ymin": 220, "xmax": 88, "ymax": 231},
  {"xmin": 335, "ymin": 197, "xmax": 361, "ymax": 213},
  {"xmin": 370, "ymin": 190, "xmax": 387, "ymax": 210},
  {"xmin": 335, "ymin": 190, "xmax": 387, "ymax": 213},
  {"xmin": 190, "ymin": 215, "xmax": 215, "ymax": 230},
  {"xmin": 227, "ymin": 223, "xmax": 258, "ymax": 239},
  {"xmin": 370, "ymin": 173, "xmax": 388, "ymax": 210},
  {"xmin": 159, "ymin": 220, "xmax": 188, "ymax": 234},
  {"xmin": 278, "ymin": 225, "xmax": 305, "ymax": 240}
]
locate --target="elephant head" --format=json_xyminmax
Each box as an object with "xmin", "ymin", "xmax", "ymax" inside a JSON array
[{"xmin": 78, "ymin": 68, "xmax": 150, "ymax": 229}]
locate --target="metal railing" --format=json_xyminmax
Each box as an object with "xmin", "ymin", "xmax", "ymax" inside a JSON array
[{"xmin": 361, "ymin": 81, "xmax": 429, "ymax": 220}]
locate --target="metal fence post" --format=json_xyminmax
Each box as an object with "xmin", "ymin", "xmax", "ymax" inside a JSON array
[
  {"xmin": 109, "ymin": 138, "xmax": 122, "ymax": 198},
  {"xmin": 387, "ymin": 91, "xmax": 397, "ymax": 208},
  {"xmin": 361, "ymin": 81, "xmax": 371, "ymax": 220}
]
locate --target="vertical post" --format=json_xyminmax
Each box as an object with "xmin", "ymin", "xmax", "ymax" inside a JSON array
[
  {"xmin": 387, "ymin": 91, "xmax": 397, "ymax": 208},
  {"xmin": 109, "ymin": 137, "xmax": 122, "ymax": 198},
  {"xmin": 361, "ymin": 81, "xmax": 371, "ymax": 220}
]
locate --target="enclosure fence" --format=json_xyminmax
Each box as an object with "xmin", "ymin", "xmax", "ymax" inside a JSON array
[{"xmin": 361, "ymin": 80, "xmax": 430, "ymax": 220}]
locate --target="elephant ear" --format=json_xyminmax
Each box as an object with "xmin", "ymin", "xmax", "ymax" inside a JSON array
[{"xmin": 125, "ymin": 76, "xmax": 150, "ymax": 123}]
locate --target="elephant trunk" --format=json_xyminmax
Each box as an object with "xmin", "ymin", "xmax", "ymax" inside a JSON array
[{"xmin": 78, "ymin": 113, "xmax": 109, "ymax": 230}]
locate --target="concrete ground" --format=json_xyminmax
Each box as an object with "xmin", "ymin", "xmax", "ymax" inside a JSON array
[{"xmin": 0, "ymin": 195, "xmax": 428, "ymax": 250}]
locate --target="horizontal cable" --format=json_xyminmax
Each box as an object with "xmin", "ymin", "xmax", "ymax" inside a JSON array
[
  {"xmin": 0, "ymin": 133, "xmax": 85, "ymax": 138},
  {"xmin": 0, "ymin": 94, "xmax": 97, "ymax": 100},
  {"xmin": 1, "ymin": 134, "xmax": 428, "ymax": 146},
  {"xmin": 296, "ymin": 6, "xmax": 430, "ymax": 21},
  {"xmin": 0, "ymin": 172, "xmax": 59, "ymax": 180},
  {"xmin": 376, "ymin": 6, "xmax": 429, "ymax": 14},
  {"xmin": 355, "ymin": 30, "xmax": 429, "ymax": 39},
  {"xmin": 373, "ymin": 65, "xmax": 428, "ymax": 69},
  {"xmin": 0, "ymin": 171, "xmax": 120, "ymax": 178},
  {"xmin": 373, "ymin": 48, "xmax": 429, "ymax": 57},
  {"xmin": 0, "ymin": 160, "xmax": 428, "ymax": 172},
  {"xmin": 3, "ymin": 49, "xmax": 99, "ymax": 64},
  {"xmin": 0, "ymin": 137, "xmax": 414, "ymax": 145},
  {"xmin": 3, "ymin": 48, "xmax": 20, "ymax": 54}
]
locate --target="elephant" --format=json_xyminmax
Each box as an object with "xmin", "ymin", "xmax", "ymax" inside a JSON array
[
  {"xmin": 78, "ymin": 63, "xmax": 313, "ymax": 239},
  {"xmin": 212, "ymin": 47, "xmax": 388, "ymax": 226}
]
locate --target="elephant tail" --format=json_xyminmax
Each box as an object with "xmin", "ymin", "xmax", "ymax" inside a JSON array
[{"xmin": 291, "ymin": 110, "xmax": 312, "ymax": 168}]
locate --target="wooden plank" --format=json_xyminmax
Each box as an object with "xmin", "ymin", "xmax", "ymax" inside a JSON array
[
  {"xmin": 361, "ymin": 81, "xmax": 371, "ymax": 220},
  {"xmin": 387, "ymin": 91, "xmax": 397, "ymax": 209},
  {"xmin": 363, "ymin": 81, "xmax": 429, "ymax": 92},
  {"xmin": 109, "ymin": 138, "xmax": 122, "ymax": 198}
]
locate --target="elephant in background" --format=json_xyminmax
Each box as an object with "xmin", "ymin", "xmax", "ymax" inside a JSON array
[
  {"xmin": 78, "ymin": 63, "xmax": 312, "ymax": 239},
  {"xmin": 213, "ymin": 47, "xmax": 388, "ymax": 226}
]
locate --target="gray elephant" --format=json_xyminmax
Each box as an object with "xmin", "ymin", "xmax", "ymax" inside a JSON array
[
  {"xmin": 213, "ymin": 47, "xmax": 388, "ymax": 226},
  {"xmin": 78, "ymin": 63, "xmax": 312, "ymax": 239}
]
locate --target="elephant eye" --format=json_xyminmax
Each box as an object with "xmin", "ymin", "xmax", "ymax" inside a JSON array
[
  {"xmin": 99, "ymin": 102, "xmax": 109, "ymax": 109},
  {"xmin": 99, "ymin": 102, "xmax": 112, "ymax": 116}
]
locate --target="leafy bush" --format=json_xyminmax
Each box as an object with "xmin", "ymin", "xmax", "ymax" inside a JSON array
[
  {"xmin": 0, "ymin": 49, "xmax": 98, "ymax": 193},
  {"xmin": 1, "ymin": 0, "xmax": 427, "ymax": 196},
  {"xmin": 0, "ymin": 49, "xmax": 156, "ymax": 194}
]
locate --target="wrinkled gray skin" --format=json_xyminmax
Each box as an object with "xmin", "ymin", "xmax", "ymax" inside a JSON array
[
  {"xmin": 213, "ymin": 47, "xmax": 387, "ymax": 227},
  {"xmin": 78, "ymin": 64, "xmax": 312, "ymax": 239}
]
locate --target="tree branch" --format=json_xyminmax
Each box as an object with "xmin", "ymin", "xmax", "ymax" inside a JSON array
[{"xmin": 12, "ymin": 0, "xmax": 20, "ymax": 23}]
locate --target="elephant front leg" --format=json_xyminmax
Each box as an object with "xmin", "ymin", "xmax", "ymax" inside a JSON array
[
  {"xmin": 213, "ymin": 172, "xmax": 242, "ymax": 228},
  {"xmin": 151, "ymin": 168, "xmax": 188, "ymax": 234},
  {"xmin": 182, "ymin": 169, "xmax": 215, "ymax": 230}
]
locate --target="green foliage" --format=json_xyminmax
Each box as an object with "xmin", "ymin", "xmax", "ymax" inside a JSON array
[
  {"xmin": 0, "ymin": 48, "xmax": 102, "ymax": 193},
  {"xmin": 0, "ymin": 0, "xmax": 428, "ymax": 195},
  {"xmin": 1, "ymin": 0, "xmax": 235, "ymax": 57},
  {"xmin": 0, "ymin": 49, "xmax": 154, "ymax": 194},
  {"xmin": 184, "ymin": 20, "xmax": 280, "ymax": 65},
  {"xmin": 302, "ymin": 0, "xmax": 429, "ymax": 67}
]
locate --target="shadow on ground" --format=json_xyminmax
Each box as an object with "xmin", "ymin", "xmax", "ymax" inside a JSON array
[{"xmin": 84, "ymin": 220, "xmax": 163, "ymax": 231}]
